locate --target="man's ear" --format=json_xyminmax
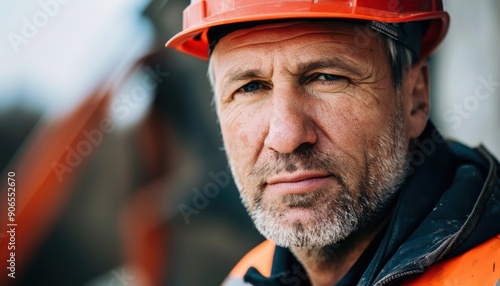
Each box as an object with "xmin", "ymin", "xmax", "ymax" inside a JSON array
[{"xmin": 403, "ymin": 60, "xmax": 430, "ymax": 140}]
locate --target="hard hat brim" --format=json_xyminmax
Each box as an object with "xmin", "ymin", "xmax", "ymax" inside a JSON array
[{"xmin": 166, "ymin": 2, "xmax": 449, "ymax": 60}]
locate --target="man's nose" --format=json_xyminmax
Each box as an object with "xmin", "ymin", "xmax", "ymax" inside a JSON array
[{"xmin": 264, "ymin": 88, "xmax": 318, "ymax": 154}]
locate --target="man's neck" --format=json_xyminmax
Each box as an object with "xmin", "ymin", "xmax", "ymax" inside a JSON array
[{"xmin": 290, "ymin": 218, "xmax": 388, "ymax": 286}]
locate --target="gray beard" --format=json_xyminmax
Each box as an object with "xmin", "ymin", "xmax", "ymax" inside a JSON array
[{"xmin": 231, "ymin": 107, "xmax": 409, "ymax": 248}]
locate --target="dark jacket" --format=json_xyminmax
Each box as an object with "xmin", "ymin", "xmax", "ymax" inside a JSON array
[{"xmin": 224, "ymin": 122, "xmax": 500, "ymax": 285}]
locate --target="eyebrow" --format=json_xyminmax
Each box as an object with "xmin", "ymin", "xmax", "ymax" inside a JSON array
[
  {"xmin": 226, "ymin": 69, "xmax": 262, "ymax": 85},
  {"xmin": 220, "ymin": 68, "xmax": 264, "ymax": 96},
  {"xmin": 294, "ymin": 57, "xmax": 364, "ymax": 78}
]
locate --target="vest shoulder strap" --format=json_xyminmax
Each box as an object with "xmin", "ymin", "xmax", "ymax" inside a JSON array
[{"xmin": 223, "ymin": 239, "xmax": 275, "ymax": 285}]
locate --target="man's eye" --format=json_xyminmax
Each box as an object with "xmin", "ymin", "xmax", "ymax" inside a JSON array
[
  {"xmin": 232, "ymin": 81, "xmax": 269, "ymax": 100},
  {"xmin": 240, "ymin": 81, "xmax": 262, "ymax": 93},
  {"xmin": 316, "ymin": 74, "xmax": 342, "ymax": 81},
  {"xmin": 305, "ymin": 73, "xmax": 350, "ymax": 93}
]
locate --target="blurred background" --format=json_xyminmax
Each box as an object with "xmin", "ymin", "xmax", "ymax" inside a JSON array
[{"xmin": 0, "ymin": 0, "xmax": 498, "ymax": 285}]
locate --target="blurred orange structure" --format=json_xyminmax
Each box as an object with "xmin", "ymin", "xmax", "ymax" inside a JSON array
[
  {"xmin": 0, "ymin": 84, "xmax": 112, "ymax": 283},
  {"xmin": 0, "ymin": 55, "xmax": 173, "ymax": 285}
]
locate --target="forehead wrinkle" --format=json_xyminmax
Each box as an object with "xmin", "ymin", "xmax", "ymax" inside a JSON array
[
  {"xmin": 220, "ymin": 30, "xmax": 357, "ymax": 55},
  {"xmin": 217, "ymin": 31, "xmax": 376, "ymax": 80},
  {"xmin": 293, "ymin": 36, "xmax": 379, "ymax": 59}
]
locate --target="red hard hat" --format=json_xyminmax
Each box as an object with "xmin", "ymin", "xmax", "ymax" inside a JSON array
[{"xmin": 166, "ymin": 0, "xmax": 449, "ymax": 61}]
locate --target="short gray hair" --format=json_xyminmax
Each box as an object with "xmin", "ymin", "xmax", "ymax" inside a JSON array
[{"xmin": 382, "ymin": 35, "xmax": 418, "ymax": 91}]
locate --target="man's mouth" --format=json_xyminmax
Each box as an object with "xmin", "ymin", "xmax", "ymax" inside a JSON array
[{"xmin": 265, "ymin": 171, "xmax": 332, "ymax": 195}]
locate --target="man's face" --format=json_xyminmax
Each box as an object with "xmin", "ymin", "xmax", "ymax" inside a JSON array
[{"xmin": 211, "ymin": 21, "xmax": 413, "ymax": 248}]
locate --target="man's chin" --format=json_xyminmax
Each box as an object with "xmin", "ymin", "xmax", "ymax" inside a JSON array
[
  {"xmin": 279, "ymin": 207, "xmax": 318, "ymax": 224},
  {"xmin": 252, "ymin": 203, "xmax": 356, "ymax": 248},
  {"xmin": 252, "ymin": 208, "xmax": 346, "ymax": 248}
]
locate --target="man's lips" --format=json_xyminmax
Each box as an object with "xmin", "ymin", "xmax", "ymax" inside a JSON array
[{"xmin": 265, "ymin": 171, "xmax": 332, "ymax": 195}]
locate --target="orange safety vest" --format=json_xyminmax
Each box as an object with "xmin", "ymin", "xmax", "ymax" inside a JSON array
[{"xmin": 226, "ymin": 234, "xmax": 500, "ymax": 285}]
